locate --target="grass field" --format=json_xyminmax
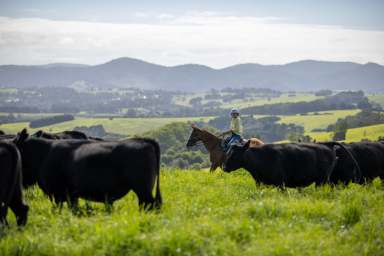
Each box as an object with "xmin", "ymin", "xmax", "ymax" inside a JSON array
[
  {"xmin": 368, "ymin": 94, "xmax": 384, "ymax": 108},
  {"xmin": 0, "ymin": 117, "xmax": 211, "ymax": 136},
  {"xmin": 307, "ymin": 124, "xmax": 384, "ymax": 142},
  {"xmin": 173, "ymin": 92, "xmax": 323, "ymax": 109},
  {"xmin": 221, "ymin": 93, "xmax": 323, "ymax": 109},
  {"xmin": 0, "ymin": 109, "xmax": 359, "ymax": 137},
  {"xmin": 1, "ymin": 170, "xmax": 383, "ymax": 255},
  {"xmin": 279, "ymin": 109, "xmax": 361, "ymax": 132},
  {"xmin": 345, "ymin": 124, "xmax": 384, "ymax": 142}
]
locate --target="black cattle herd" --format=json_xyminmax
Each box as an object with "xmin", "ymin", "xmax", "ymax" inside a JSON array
[{"xmin": 1, "ymin": 128, "xmax": 384, "ymax": 227}]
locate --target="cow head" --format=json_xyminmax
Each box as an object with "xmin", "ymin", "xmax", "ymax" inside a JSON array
[
  {"xmin": 14, "ymin": 128, "xmax": 29, "ymax": 145},
  {"xmin": 223, "ymin": 143, "xmax": 247, "ymax": 172},
  {"xmin": 14, "ymin": 128, "xmax": 41, "ymax": 188}
]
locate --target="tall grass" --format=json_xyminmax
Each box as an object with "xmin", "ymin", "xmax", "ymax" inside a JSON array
[{"xmin": 1, "ymin": 170, "xmax": 383, "ymax": 255}]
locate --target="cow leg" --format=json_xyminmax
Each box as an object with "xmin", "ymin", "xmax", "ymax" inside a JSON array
[
  {"xmin": 85, "ymin": 201, "xmax": 94, "ymax": 215},
  {"xmin": 136, "ymin": 190, "xmax": 155, "ymax": 211},
  {"xmin": 104, "ymin": 201, "xmax": 114, "ymax": 213},
  {"xmin": 7, "ymin": 182, "xmax": 28, "ymax": 227},
  {"xmin": 67, "ymin": 196, "xmax": 79, "ymax": 214},
  {"xmin": 9, "ymin": 197, "xmax": 28, "ymax": 227},
  {"xmin": 0, "ymin": 204, "xmax": 8, "ymax": 226}
]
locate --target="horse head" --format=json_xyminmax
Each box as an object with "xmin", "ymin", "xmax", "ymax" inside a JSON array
[{"xmin": 186, "ymin": 124, "xmax": 226, "ymax": 172}]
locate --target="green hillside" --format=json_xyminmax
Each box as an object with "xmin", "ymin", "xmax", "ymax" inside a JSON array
[
  {"xmin": 0, "ymin": 117, "xmax": 211, "ymax": 136},
  {"xmin": 279, "ymin": 109, "xmax": 361, "ymax": 132}
]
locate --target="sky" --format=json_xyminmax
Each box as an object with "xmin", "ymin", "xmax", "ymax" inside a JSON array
[{"xmin": 0, "ymin": 0, "xmax": 383, "ymax": 67}]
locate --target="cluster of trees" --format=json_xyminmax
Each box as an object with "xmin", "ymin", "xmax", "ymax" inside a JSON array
[
  {"xmin": 241, "ymin": 91, "xmax": 373, "ymax": 115},
  {"xmin": 207, "ymin": 115, "xmax": 305, "ymax": 142},
  {"xmin": 143, "ymin": 122, "xmax": 212, "ymax": 169},
  {"xmin": 0, "ymin": 87, "xmax": 183, "ymax": 116},
  {"xmin": 29, "ymin": 114, "xmax": 74, "ymax": 128},
  {"xmin": 327, "ymin": 110, "xmax": 384, "ymax": 133},
  {"xmin": 1, "ymin": 87, "xmax": 377, "ymax": 118},
  {"xmin": 314, "ymin": 89, "xmax": 333, "ymax": 96}
]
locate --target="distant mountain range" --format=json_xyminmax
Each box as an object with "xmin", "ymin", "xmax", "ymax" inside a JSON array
[{"xmin": 0, "ymin": 57, "xmax": 383, "ymax": 92}]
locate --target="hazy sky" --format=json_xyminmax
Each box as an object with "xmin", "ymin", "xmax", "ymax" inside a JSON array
[{"xmin": 0, "ymin": 0, "xmax": 383, "ymax": 67}]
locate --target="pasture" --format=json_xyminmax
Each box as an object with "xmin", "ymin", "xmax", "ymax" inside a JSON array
[
  {"xmin": 220, "ymin": 93, "xmax": 323, "ymax": 109},
  {"xmin": 308, "ymin": 124, "xmax": 384, "ymax": 142},
  {"xmin": 0, "ymin": 109, "xmax": 360, "ymax": 138},
  {"xmin": 1, "ymin": 170, "xmax": 383, "ymax": 255},
  {"xmin": 279, "ymin": 109, "xmax": 361, "ymax": 132},
  {"xmin": 173, "ymin": 92, "xmax": 323, "ymax": 109},
  {"xmin": 0, "ymin": 117, "xmax": 211, "ymax": 137},
  {"xmin": 368, "ymin": 94, "xmax": 384, "ymax": 108}
]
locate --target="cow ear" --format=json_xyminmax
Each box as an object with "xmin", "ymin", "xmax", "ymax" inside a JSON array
[
  {"xmin": 14, "ymin": 128, "xmax": 29, "ymax": 144},
  {"xmin": 34, "ymin": 130, "xmax": 43, "ymax": 138}
]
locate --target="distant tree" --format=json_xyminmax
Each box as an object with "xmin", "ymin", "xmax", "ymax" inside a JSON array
[
  {"xmin": 315, "ymin": 90, "xmax": 332, "ymax": 97},
  {"xmin": 125, "ymin": 108, "xmax": 137, "ymax": 117},
  {"xmin": 333, "ymin": 131, "xmax": 346, "ymax": 141},
  {"xmin": 332, "ymin": 119, "xmax": 348, "ymax": 141},
  {"xmin": 189, "ymin": 97, "xmax": 203, "ymax": 107},
  {"xmin": 29, "ymin": 114, "xmax": 74, "ymax": 128}
]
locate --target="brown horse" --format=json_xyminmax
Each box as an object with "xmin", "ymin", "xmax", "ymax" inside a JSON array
[
  {"xmin": 186, "ymin": 124, "xmax": 226, "ymax": 172},
  {"xmin": 186, "ymin": 124, "xmax": 265, "ymax": 172}
]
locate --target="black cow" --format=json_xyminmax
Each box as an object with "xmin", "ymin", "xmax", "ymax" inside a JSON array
[
  {"xmin": 223, "ymin": 142, "xmax": 357, "ymax": 188},
  {"xmin": 327, "ymin": 142, "xmax": 384, "ymax": 183},
  {"xmin": 0, "ymin": 141, "xmax": 29, "ymax": 226},
  {"xmin": 0, "ymin": 131, "xmax": 16, "ymax": 141},
  {"xmin": 34, "ymin": 130, "xmax": 104, "ymax": 141},
  {"xmin": 33, "ymin": 130, "xmax": 88, "ymax": 140},
  {"xmin": 14, "ymin": 129, "xmax": 161, "ymax": 210}
]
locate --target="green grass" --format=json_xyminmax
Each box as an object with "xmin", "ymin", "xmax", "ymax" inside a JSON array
[
  {"xmin": 0, "ymin": 113, "xmax": 63, "ymax": 119},
  {"xmin": 280, "ymin": 109, "xmax": 361, "ymax": 132},
  {"xmin": 368, "ymin": 94, "xmax": 384, "ymax": 108},
  {"xmin": 0, "ymin": 117, "xmax": 212, "ymax": 136},
  {"xmin": 307, "ymin": 124, "xmax": 384, "ymax": 142},
  {"xmin": 221, "ymin": 93, "xmax": 323, "ymax": 109},
  {"xmin": 307, "ymin": 131, "xmax": 333, "ymax": 141},
  {"xmin": 0, "ymin": 88, "xmax": 17, "ymax": 93},
  {"xmin": 345, "ymin": 124, "xmax": 384, "ymax": 142},
  {"xmin": 1, "ymin": 170, "xmax": 383, "ymax": 255},
  {"xmin": 173, "ymin": 92, "xmax": 323, "ymax": 109}
]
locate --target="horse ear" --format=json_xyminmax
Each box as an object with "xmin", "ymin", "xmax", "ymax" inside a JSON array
[{"xmin": 191, "ymin": 123, "xmax": 200, "ymax": 130}]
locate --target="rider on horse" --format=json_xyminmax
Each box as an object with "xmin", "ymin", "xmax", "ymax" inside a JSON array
[{"xmin": 220, "ymin": 108, "xmax": 243, "ymax": 153}]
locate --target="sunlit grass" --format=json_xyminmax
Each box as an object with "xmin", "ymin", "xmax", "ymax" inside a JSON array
[
  {"xmin": 280, "ymin": 109, "xmax": 361, "ymax": 132},
  {"xmin": 345, "ymin": 124, "xmax": 384, "ymax": 142},
  {"xmin": 1, "ymin": 170, "xmax": 383, "ymax": 255},
  {"xmin": 0, "ymin": 117, "xmax": 212, "ymax": 136}
]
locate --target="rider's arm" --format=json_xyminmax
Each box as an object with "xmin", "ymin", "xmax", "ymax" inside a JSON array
[{"xmin": 220, "ymin": 130, "xmax": 233, "ymax": 136}]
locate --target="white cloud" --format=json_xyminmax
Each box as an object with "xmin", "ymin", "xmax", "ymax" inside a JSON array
[{"xmin": 0, "ymin": 13, "xmax": 383, "ymax": 67}]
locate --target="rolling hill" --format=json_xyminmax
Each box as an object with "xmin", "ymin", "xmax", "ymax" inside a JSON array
[{"xmin": 0, "ymin": 58, "xmax": 383, "ymax": 92}]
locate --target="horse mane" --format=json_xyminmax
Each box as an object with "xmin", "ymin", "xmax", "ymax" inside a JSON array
[{"xmin": 190, "ymin": 126, "xmax": 222, "ymax": 151}]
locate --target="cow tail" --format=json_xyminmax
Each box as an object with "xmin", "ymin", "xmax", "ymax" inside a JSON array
[
  {"xmin": 322, "ymin": 142, "xmax": 361, "ymax": 183},
  {"xmin": 326, "ymin": 151, "xmax": 337, "ymax": 184},
  {"xmin": 1, "ymin": 142, "xmax": 22, "ymax": 209},
  {"xmin": 148, "ymin": 139, "xmax": 162, "ymax": 208}
]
